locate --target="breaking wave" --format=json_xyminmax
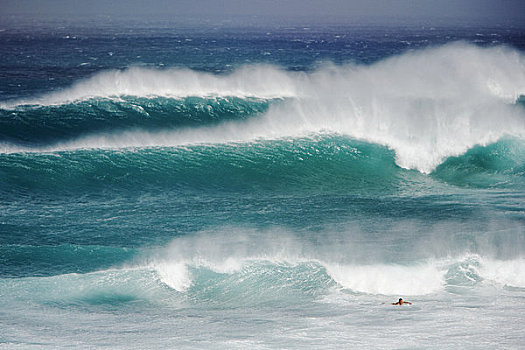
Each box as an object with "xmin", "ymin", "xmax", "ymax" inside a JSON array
[
  {"xmin": 1, "ymin": 136, "xmax": 523, "ymax": 197},
  {"xmin": 2, "ymin": 236, "xmax": 523, "ymax": 309},
  {"xmin": 1, "ymin": 42, "xmax": 524, "ymax": 173}
]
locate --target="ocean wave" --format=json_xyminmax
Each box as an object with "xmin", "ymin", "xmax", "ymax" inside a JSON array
[
  {"xmin": 1, "ymin": 42, "xmax": 524, "ymax": 173},
  {"xmin": 151, "ymin": 254, "xmax": 525, "ymax": 299},
  {"xmin": 1, "ymin": 136, "xmax": 523, "ymax": 196},
  {"xmin": 2, "ymin": 223, "xmax": 523, "ymax": 306},
  {"xmin": 2, "ymin": 252, "xmax": 523, "ymax": 310},
  {"xmin": 0, "ymin": 64, "xmax": 296, "ymax": 108},
  {"xmin": 0, "ymin": 96, "xmax": 272, "ymax": 145},
  {"xmin": 0, "ymin": 136, "xmax": 424, "ymax": 196},
  {"xmin": 146, "ymin": 229, "xmax": 525, "ymax": 298},
  {"xmin": 0, "ymin": 268, "xmax": 178, "ymax": 309}
]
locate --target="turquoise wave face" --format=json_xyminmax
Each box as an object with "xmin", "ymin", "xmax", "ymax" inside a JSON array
[
  {"xmin": 1, "ymin": 135, "xmax": 523, "ymax": 200},
  {"xmin": 433, "ymin": 137, "xmax": 525, "ymax": 188},
  {"xmin": 0, "ymin": 135, "xmax": 423, "ymax": 197},
  {"xmin": 0, "ymin": 96, "xmax": 272, "ymax": 145}
]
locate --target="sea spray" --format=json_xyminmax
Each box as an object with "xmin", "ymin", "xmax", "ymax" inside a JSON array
[{"xmin": 143, "ymin": 228, "xmax": 525, "ymax": 297}]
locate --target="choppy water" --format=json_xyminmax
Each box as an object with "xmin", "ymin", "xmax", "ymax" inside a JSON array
[{"xmin": 1, "ymin": 19, "xmax": 524, "ymax": 349}]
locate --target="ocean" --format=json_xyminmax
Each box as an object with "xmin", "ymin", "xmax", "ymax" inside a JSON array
[{"xmin": 1, "ymin": 18, "xmax": 524, "ymax": 349}]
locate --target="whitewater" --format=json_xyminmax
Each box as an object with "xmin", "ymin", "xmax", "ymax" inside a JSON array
[{"xmin": 1, "ymin": 21, "xmax": 524, "ymax": 349}]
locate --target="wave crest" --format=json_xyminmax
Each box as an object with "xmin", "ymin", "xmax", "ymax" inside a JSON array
[{"xmin": 147, "ymin": 229, "xmax": 525, "ymax": 299}]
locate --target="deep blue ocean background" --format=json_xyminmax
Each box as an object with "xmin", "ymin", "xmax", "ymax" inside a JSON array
[{"xmin": 1, "ymin": 17, "xmax": 524, "ymax": 349}]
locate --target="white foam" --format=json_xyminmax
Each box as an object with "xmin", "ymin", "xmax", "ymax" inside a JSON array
[
  {"xmin": 152, "ymin": 261, "xmax": 192, "ymax": 292},
  {"xmin": 1, "ymin": 64, "xmax": 297, "ymax": 107},
  {"xmin": 478, "ymin": 257, "xmax": 525, "ymax": 288},
  {"xmin": 3, "ymin": 42, "xmax": 525, "ymax": 172},
  {"xmin": 325, "ymin": 262, "xmax": 445, "ymax": 295}
]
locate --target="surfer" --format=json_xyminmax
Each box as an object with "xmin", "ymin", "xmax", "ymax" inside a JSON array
[{"xmin": 392, "ymin": 298, "xmax": 412, "ymax": 305}]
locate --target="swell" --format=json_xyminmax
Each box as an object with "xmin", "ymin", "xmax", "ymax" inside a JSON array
[
  {"xmin": 0, "ymin": 136, "xmax": 523, "ymax": 198},
  {"xmin": 0, "ymin": 136, "xmax": 416, "ymax": 196},
  {"xmin": 0, "ymin": 96, "xmax": 271, "ymax": 145},
  {"xmin": 2, "ymin": 42, "xmax": 525, "ymax": 173}
]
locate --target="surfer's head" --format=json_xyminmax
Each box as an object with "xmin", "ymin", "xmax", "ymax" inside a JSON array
[{"xmin": 392, "ymin": 298, "xmax": 411, "ymax": 305}]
